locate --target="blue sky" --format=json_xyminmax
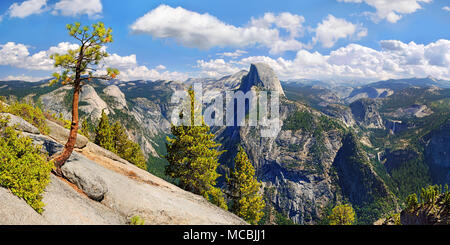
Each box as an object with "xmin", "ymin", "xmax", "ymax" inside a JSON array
[{"xmin": 0, "ymin": 0, "xmax": 449, "ymax": 83}]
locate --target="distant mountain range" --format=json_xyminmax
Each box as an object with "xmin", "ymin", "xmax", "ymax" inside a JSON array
[{"xmin": 1, "ymin": 65, "xmax": 449, "ymax": 225}]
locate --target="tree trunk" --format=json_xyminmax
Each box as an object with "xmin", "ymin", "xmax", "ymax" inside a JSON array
[{"xmin": 53, "ymin": 83, "xmax": 81, "ymax": 176}]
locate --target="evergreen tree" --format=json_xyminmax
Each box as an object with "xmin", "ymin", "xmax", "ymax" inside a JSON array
[
  {"xmin": 94, "ymin": 115, "xmax": 147, "ymax": 170},
  {"xmin": 227, "ymin": 146, "xmax": 265, "ymax": 224},
  {"xmin": 328, "ymin": 204, "xmax": 356, "ymax": 225},
  {"xmin": 49, "ymin": 21, "xmax": 119, "ymax": 175},
  {"xmin": 110, "ymin": 121, "xmax": 147, "ymax": 170},
  {"xmin": 165, "ymin": 89, "xmax": 227, "ymax": 209},
  {"xmin": 111, "ymin": 121, "xmax": 128, "ymax": 154},
  {"xmin": 80, "ymin": 119, "xmax": 91, "ymax": 139},
  {"xmin": 94, "ymin": 110, "xmax": 115, "ymax": 152},
  {"xmin": 126, "ymin": 141, "xmax": 147, "ymax": 170}
]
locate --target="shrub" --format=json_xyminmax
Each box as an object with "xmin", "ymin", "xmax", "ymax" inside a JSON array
[
  {"xmin": 129, "ymin": 215, "xmax": 145, "ymax": 225},
  {"xmin": 0, "ymin": 115, "xmax": 53, "ymax": 213},
  {"xmin": 5, "ymin": 102, "xmax": 49, "ymax": 134}
]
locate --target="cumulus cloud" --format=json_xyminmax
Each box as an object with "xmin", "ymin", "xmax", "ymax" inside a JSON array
[
  {"xmin": 197, "ymin": 39, "xmax": 450, "ymax": 82},
  {"xmin": 0, "ymin": 41, "xmax": 188, "ymax": 82},
  {"xmin": 118, "ymin": 65, "xmax": 188, "ymax": 81},
  {"xmin": 338, "ymin": 0, "xmax": 432, "ymax": 23},
  {"xmin": 103, "ymin": 53, "xmax": 137, "ymax": 69},
  {"xmin": 52, "ymin": 0, "xmax": 102, "ymax": 18},
  {"xmin": 313, "ymin": 15, "xmax": 367, "ymax": 48},
  {"xmin": 0, "ymin": 42, "xmax": 79, "ymax": 70},
  {"xmin": 130, "ymin": 5, "xmax": 306, "ymax": 54},
  {"xmin": 7, "ymin": 0, "xmax": 47, "ymax": 18},
  {"xmin": 197, "ymin": 59, "xmax": 242, "ymax": 78},
  {"xmin": 443, "ymin": 6, "xmax": 450, "ymax": 12},
  {"xmin": 2, "ymin": 0, "xmax": 103, "ymax": 19}
]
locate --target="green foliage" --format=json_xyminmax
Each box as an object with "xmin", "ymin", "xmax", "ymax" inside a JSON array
[
  {"xmin": 94, "ymin": 111, "xmax": 147, "ymax": 170},
  {"xmin": 385, "ymin": 212, "xmax": 402, "ymax": 225},
  {"xmin": 389, "ymin": 155, "xmax": 432, "ymax": 200},
  {"xmin": 165, "ymin": 89, "xmax": 227, "ymax": 209},
  {"xmin": 129, "ymin": 215, "xmax": 145, "ymax": 225},
  {"xmin": 80, "ymin": 118, "xmax": 93, "ymax": 139},
  {"xmin": 283, "ymin": 110, "xmax": 343, "ymax": 133},
  {"xmin": 403, "ymin": 184, "xmax": 450, "ymax": 219},
  {"xmin": 283, "ymin": 110, "xmax": 314, "ymax": 132},
  {"xmin": 420, "ymin": 185, "xmax": 440, "ymax": 205},
  {"xmin": 95, "ymin": 110, "xmax": 115, "ymax": 152},
  {"xmin": 4, "ymin": 102, "xmax": 49, "ymax": 134},
  {"xmin": 0, "ymin": 116, "xmax": 53, "ymax": 213},
  {"xmin": 227, "ymin": 146, "xmax": 265, "ymax": 224},
  {"xmin": 406, "ymin": 193, "xmax": 418, "ymax": 211},
  {"xmin": 50, "ymin": 22, "xmax": 118, "ymax": 86},
  {"xmin": 328, "ymin": 204, "xmax": 356, "ymax": 225},
  {"xmin": 334, "ymin": 132, "xmax": 397, "ymax": 224}
]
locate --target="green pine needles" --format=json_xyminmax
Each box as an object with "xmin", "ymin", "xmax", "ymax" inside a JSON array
[
  {"xmin": 227, "ymin": 146, "xmax": 265, "ymax": 224},
  {"xmin": 94, "ymin": 110, "xmax": 146, "ymax": 170},
  {"xmin": 165, "ymin": 89, "xmax": 227, "ymax": 210}
]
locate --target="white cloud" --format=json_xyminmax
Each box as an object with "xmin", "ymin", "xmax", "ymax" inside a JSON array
[
  {"xmin": 313, "ymin": 15, "xmax": 367, "ymax": 48},
  {"xmin": 250, "ymin": 12, "xmax": 305, "ymax": 39},
  {"xmin": 52, "ymin": 0, "xmax": 102, "ymax": 18},
  {"xmin": 217, "ymin": 50, "xmax": 248, "ymax": 58},
  {"xmin": 130, "ymin": 5, "xmax": 306, "ymax": 54},
  {"xmin": 2, "ymin": 0, "xmax": 102, "ymax": 20},
  {"xmin": 443, "ymin": 6, "xmax": 450, "ymax": 12},
  {"xmin": 103, "ymin": 53, "xmax": 137, "ymax": 69},
  {"xmin": 196, "ymin": 59, "xmax": 242, "ymax": 78},
  {"xmin": 8, "ymin": 0, "xmax": 47, "ymax": 18},
  {"xmin": 118, "ymin": 65, "xmax": 188, "ymax": 81},
  {"xmin": 197, "ymin": 39, "xmax": 450, "ymax": 82},
  {"xmin": 338, "ymin": 0, "xmax": 432, "ymax": 23},
  {"xmin": 0, "ymin": 41, "xmax": 188, "ymax": 82},
  {"xmin": 155, "ymin": 65, "xmax": 166, "ymax": 70},
  {"xmin": 0, "ymin": 42, "xmax": 80, "ymax": 70}
]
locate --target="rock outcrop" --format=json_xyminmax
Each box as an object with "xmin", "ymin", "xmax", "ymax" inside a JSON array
[
  {"xmin": 0, "ymin": 124, "xmax": 246, "ymax": 225},
  {"xmin": 46, "ymin": 119, "xmax": 89, "ymax": 148},
  {"xmin": 350, "ymin": 98, "xmax": 384, "ymax": 129},
  {"xmin": 103, "ymin": 85, "xmax": 128, "ymax": 110},
  {"xmin": 240, "ymin": 63, "xmax": 285, "ymax": 96},
  {"xmin": 214, "ymin": 101, "xmax": 345, "ymax": 224},
  {"xmin": 425, "ymin": 119, "xmax": 450, "ymax": 184},
  {"xmin": 79, "ymin": 85, "xmax": 109, "ymax": 120},
  {"xmin": 0, "ymin": 113, "xmax": 40, "ymax": 134}
]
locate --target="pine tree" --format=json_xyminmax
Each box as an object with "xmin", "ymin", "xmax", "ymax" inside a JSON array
[
  {"xmin": 128, "ymin": 142, "xmax": 147, "ymax": 170},
  {"xmin": 80, "ymin": 119, "xmax": 91, "ymax": 139},
  {"xmin": 328, "ymin": 204, "xmax": 356, "ymax": 225},
  {"xmin": 94, "ymin": 110, "xmax": 115, "ymax": 152},
  {"xmin": 49, "ymin": 22, "xmax": 119, "ymax": 175},
  {"xmin": 165, "ymin": 89, "xmax": 227, "ymax": 209},
  {"xmin": 111, "ymin": 121, "xmax": 128, "ymax": 154},
  {"xmin": 110, "ymin": 121, "xmax": 147, "ymax": 170},
  {"xmin": 227, "ymin": 146, "xmax": 265, "ymax": 224}
]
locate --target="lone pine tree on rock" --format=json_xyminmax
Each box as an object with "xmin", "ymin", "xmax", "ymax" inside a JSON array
[
  {"xmin": 227, "ymin": 146, "xmax": 265, "ymax": 224},
  {"xmin": 49, "ymin": 22, "xmax": 119, "ymax": 175}
]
